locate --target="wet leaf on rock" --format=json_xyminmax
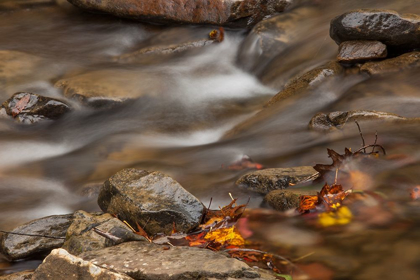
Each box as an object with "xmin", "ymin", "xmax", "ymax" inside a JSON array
[{"xmin": 11, "ymin": 93, "xmax": 31, "ymax": 117}]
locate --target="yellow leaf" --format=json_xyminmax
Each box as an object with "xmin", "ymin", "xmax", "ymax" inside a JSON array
[
  {"xmin": 204, "ymin": 227, "xmax": 245, "ymax": 247},
  {"xmin": 318, "ymin": 206, "xmax": 352, "ymax": 227}
]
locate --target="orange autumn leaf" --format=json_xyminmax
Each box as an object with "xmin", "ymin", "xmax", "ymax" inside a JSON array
[
  {"xmin": 298, "ymin": 183, "xmax": 351, "ymax": 213},
  {"xmin": 204, "ymin": 227, "xmax": 245, "ymax": 247},
  {"xmin": 186, "ymin": 232, "xmax": 207, "ymax": 247},
  {"xmin": 410, "ymin": 186, "xmax": 420, "ymax": 200}
]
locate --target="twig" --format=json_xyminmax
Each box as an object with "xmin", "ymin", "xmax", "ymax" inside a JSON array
[
  {"xmin": 334, "ymin": 168, "xmax": 339, "ymax": 185},
  {"xmin": 372, "ymin": 131, "xmax": 378, "ymax": 153},
  {"xmin": 292, "ymin": 251, "xmax": 315, "ymax": 262},
  {"xmin": 355, "ymin": 144, "xmax": 386, "ymax": 155},
  {"xmin": 93, "ymin": 228, "xmax": 122, "ymax": 243},
  {"xmin": 355, "ymin": 121, "xmax": 366, "ymax": 153},
  {"xmin": 0, "ymin": 230, "xmax": 65, "ymax": 240}
]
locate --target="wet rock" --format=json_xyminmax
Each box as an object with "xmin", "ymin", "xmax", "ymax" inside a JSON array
[
  {"xmin": 264, "ymin": 188, "xmax": 317, "ymax": 211},
  {"xmin": 309, "ymin": 110, "xmax": 405, "ymax": 131},
  {"xmin": 32, "ymin": 248, "xmax": 133, "ymax": 280},
  {"xmin": 62, "ymin": 211, "xmax": 145, "ymax": 255},
  {"xmin": 79, "ymin": 241, "xmax": 260, "ymax": 279},
  {"xmin": 67, "ymin": 0, "xmax": 293, "ymax": 28},
  {"xmin": 0, "ymin": 270, "xmax": 33, "ymax": 280},
  {"xmin": 266, "ymin": 61, "xmax": 344, "ymax": 107},
  {"xmin": 237, "ymin": 6, "xmax": 320, "ymax": 74},
  {"xmin": 236, "ymin": 166, "xmax": 317, "ymax": 194},
  {"xmin": 330, "ymin": 9, "xmax": 420, "ymax": 51},
  {"xmin": 337, "ymin": 41, "xmax": 387, "ymax": 63},
  {"xmin": 98, "ymin": 169, "xmax": 204, "ymax": 235},
  {"xmin": 55, "ymin": 69, "xmax": 168, "ymax": 105},
  {"xmin": 360, "ymin": 51, "xmax": 420, "ymax": 75},
  {"xmin": 1, "ymin": 92, "xmax": 70, "ymax": 124},
  {"xmin": 0, "ymin": 214, "xmax": 73, "ymax": 261}
]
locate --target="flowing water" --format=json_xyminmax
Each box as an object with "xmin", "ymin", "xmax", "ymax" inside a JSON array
[{"xmin": 1, "ymin": 0, "xmax": 420, "ymax": 278}]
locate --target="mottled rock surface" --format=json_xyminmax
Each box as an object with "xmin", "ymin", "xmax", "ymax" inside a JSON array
[
  {"xmin": 337, "ymin": 41, "xmax": 387, "ymax": 63},
  {"xmin": 67, "ymin": 0, "xmax": 293, "ymax": 27},
  {"xmin": 80, "ymin": 241, "xmax": 259, "ymax": 280},
  {"xmin": 1, "ymin": 92, "xmax": 70, "ymax": 124},
  {"xmin": 62, "ymin": 211, "xmax": 145, "ymax": 255},
  {"xmin": 98, "ymin": 169, "xmax": 204, "ymax": 235},
  {"xmin": 266, "ymin": 61, "xmax": 344, "ymax": 106},
  {"xmin": 360, "ymin": 51, "xmax": 420, "ymax": 75},
  {"xmin": 0, "ymin": 270, "xmax": 33, "ymax": 280},
  {"xmin": 32, "ymin": 248, "xmax": 133, "ymax": 280},
  {"xmin": 0, "ymin": 214, "xmax": 73, "ymax": 261},
  {"xmin": 264, "ymin": 189, "xmax": 317, "ymax": 211},
  {"xmin": 330, "ymin": 9, "xmax": 420, "ymax": 50},
  {"xmin": 309, "ymin": 110, "xmax": 405, "ymax": 131},
  {"xmin": 236, "ymin": 166, "xmax": 317, "ymax": 194}
]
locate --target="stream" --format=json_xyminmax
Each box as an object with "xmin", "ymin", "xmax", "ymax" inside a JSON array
[{"xmin": 1, "ymin": 0, "xmax": 420, "ymax": 278}]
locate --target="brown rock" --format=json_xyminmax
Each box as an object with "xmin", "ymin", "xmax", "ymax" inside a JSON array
[
  {"xmin": 360, "ymin": 51, "xmax": 420, "ymax": 75},
  {"xmin": 337, "ymin": 41, "xmax": 387, "ymax": 63},
  {"xmin": 67, "ymin": 0, "xmax": 293, "ymax": 27},
  {"xmin": 79, "ymin": 242, "xmax": 260, "ymax": 279},
  {"xmin": 309, "ymin": 110, "xmax": 406, "ymax": 131},
  {"xmin": 0, "ymin": 270, "xmax": 33, "ymax": 280},
  {"xmin": 236, "ymin": 166, "xmax": 318, "ymax": 194},
  {"xmin": 264, "ymin": 188, "xmax": 317, "ymax": 211},
  {"xmin": 32, "ymin": 248, "xmax": 133, "ymax": 280},
  {"xmin": 266, "ymin": 61, "xmax": 344, "ymax": 107},
  {"xmin": 330, "ymin": 9, "xmax": 420, "ymax": 51}
]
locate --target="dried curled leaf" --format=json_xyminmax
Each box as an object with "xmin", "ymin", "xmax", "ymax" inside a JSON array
[{"xmin": 298, "ymin": 183, "xmax": 351, "ymax": 213}]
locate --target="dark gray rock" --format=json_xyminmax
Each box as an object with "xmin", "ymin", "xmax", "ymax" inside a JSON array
[
  {"xmin": 337, "ymin": 41, "xmax": 387, "ymax": 63},
  {"xmin": 62, "ymin": 211, "xmax": 146, "ymax": 256},
  {"xmin": 309, "ymin": 110, "xmax": 405, "ymax": 131},
  {"xmin": 266, "ymin": 61, "xmax": 344, "ymax": 107},
  {"xmin": 32, "ymin": 248, "xmax": 133, "ymax": 280},
  {"xmin": 360, "ymin": 51, "xmax": 420, "ymax": 75},
  {"xmin": 0, "ymin": 214, "xmax": 73, "ymax": 261},
  {"xmin": 79, "ymin": 241, "xmax": 260, "ymax": 280},
  {"xmin": 98, "ymin": 169, "xmax": 204, "ymax": 236},
  {"xmin": 236, "ymin": 166, "xmax": 318, "ymax": 194},
  {"xmin": 67, "ymin": 0, "xmax": 293, "ymax": 28},
  {"xmin": 0, "ymin": 270, "xmax": 33, "ymax": 280},
  {"xmin": 1, "ymin": 92, "xmax": 70, "ymax": 124},
  {"xmin": 264, "ymin": 189, "xmax": 317, "ymax": 211},
  {"xmin": 330, "ymin": 9, "xmax": 420, "ymax": 51}
]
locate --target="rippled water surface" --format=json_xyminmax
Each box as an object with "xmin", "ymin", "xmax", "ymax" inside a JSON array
[{"xmin": 1, "ymin": 0, "xmax": 420, "ymax": 278}]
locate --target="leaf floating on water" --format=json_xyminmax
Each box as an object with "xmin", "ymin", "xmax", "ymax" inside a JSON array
[
  {"xmin": 222, "ymin": 155, "xmax": 264, "ymax": 171},
  {"xmin": 297, "ymin": 183, "xmax": 351, "ymax": 213},
  {"xmin": 209, "ymin": 27, "xmax": 225, "ymax": 42},
  {"xmin": 318, "ymin": 206, "xmax": 352, "ymax": 227}
]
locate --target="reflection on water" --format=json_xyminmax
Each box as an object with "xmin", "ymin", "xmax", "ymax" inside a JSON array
[{"xmin": 1, "ymin": 0, "xmax": 420, "ymax": 277}]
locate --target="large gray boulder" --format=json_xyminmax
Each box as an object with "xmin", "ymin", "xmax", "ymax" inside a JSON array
[
  {"xmin": 32, "ymin": 248, "xmax": 133, "ymax": 280},
  {"xmin": 98, "ymin": 169, "xmax": 204, "ymax": 235},
  {"xmin": 330, "ymin": 9, "xmax": 420, "ymax": 51},
  {"xmin": 0, "ymin": 214, "xmax": 73, "ymax": 261},
  {"xmin": 79, "ymin": 241, "xmax": 260, "ymax": 279},
  {"xmin": 67, "ymin": 0, "xmax": 293, "ymax": 28}
]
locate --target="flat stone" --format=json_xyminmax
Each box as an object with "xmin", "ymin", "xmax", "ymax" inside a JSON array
[
  {"xmin": 79, "ymin": 242, "xmax": 260, "ymax": 280},
  {"xmin": 264, "ymin": 189, "xmax": 317, "ymax": 211},
  {"xmin": 98, "ymin": 169, "xmax": 204, "ymax": 235},
  {"xmin": 67, "ymin": 0, "xmax": 293, "ymax": 28},
  {"xmin": 32, "ymin": 248, "xmax": 133, "ymax": 280},
  {"xmin": 0, "ymin": 270, "xmax": 34, "ymax": 280},
  {"xmin": 265, "ymin": 61, "xmax": 344, "ymax": 107},
  {"xmin": 0, "ymin": 214, "xmax": 73, "ymax": 261},
  {"xmin": 62, "ymin": 211, "xmax": 146, "ymax": 256},
  {"xmin": 309, "ymin": 110, "xmax": 406, "ymax": 131},
  {"xmin": 1, "ymin": 92, "xmax": 70, "ymax": 124},
  {"xmin": 337, "ymin": 41, "xmax": 387, "ymax": 63},
  {"xmin": 360, "ymin": 51, "xmax": 420, "ymax": 75},
  {"xmin": 330, "ymin": 9, "xmax": 420, "ymax": 51},
  {"xmin": 236, "ymin": 166, "xmax": 318, "ymax": 194}
]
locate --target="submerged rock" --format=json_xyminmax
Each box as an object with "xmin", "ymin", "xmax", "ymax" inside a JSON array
[
  {"xmin": 266, "ymin": 61, "xmax": 344, "ymax": 107},
  {"xmin": 67, "ymin": 0, "xmax": 293, "ymax": 27},
  {"xmin": 1, "ymin": 92, "xmax": 70, "ymax": 124},
  {"xmin": 360, "ymin": 51, "xmax": 420, "ymax": 75},
  {"xmin": 32, "ymin": 248, "xmax": 133, "ymax": 280},
  {"xmin": 62, "ymin": 211, "xmax": 145, "ymax": 255},
  {"xmin": 0, "ymin": 214, "xmax": 73, "ymax": 261},
  {"xmin": 337, "ymin": 41, "xmax": 387, "ymax": 63},
  {"xmin": 98, "ymin": 169, "xmax": 204, "ymax": 235},
  {"xmin": 236, "ymin": 166, "xmax": 317, "ymax": 194},
  {"xmin": 330, "ymin": 9, "xmax": 420, "ymax": 51},
  {"xmin": 79, "ymin": 241, "xmax": 260, "ymax": 279},
  {"xmin": 309, "ymin": 110, "xmax": 405, "ymax": 131},
  {"xmin": 264, "ymin": 189, "xmax": 317, "ymax": 211}
]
